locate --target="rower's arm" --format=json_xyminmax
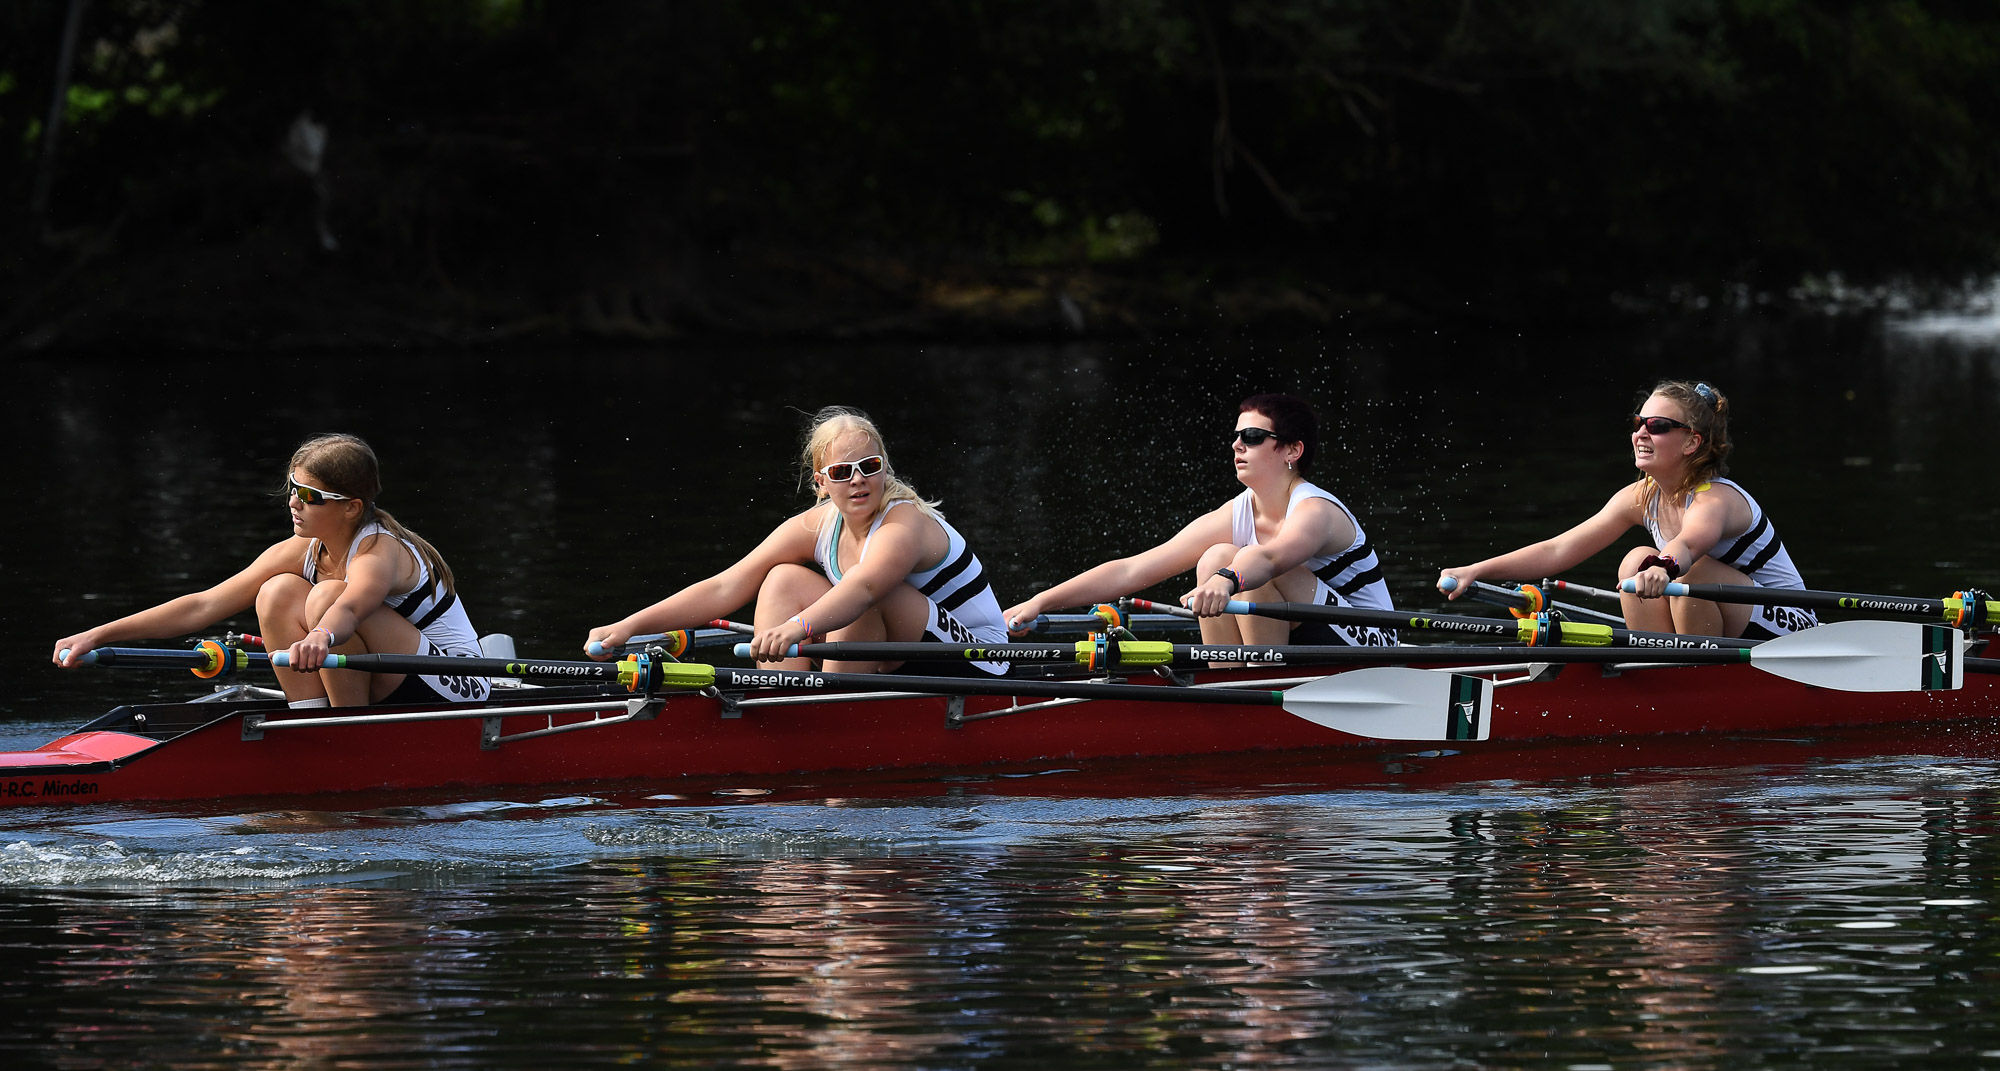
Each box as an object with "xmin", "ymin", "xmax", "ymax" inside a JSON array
[
  {"xmin": 1437, "ymin": 487, "xmax": 1640, "ymax": 599},
  {"xmin": 53, "ymin": 538, "xmax": 308, "ymax": 666},
  {"xmin": 1214, "ymin": 497, "xmax": 1351, "ymax": 593},
  {"xmin": 1003, "ymin": 505, "xmax": 1233, "ymax": 626},
  {"xmin": 583, "ymin": 510, "xmax": 817, "ymax": 656}
]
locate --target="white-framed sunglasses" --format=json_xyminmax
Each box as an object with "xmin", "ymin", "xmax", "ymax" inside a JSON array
[
  {"xmin": 817, "ymin": 455, "xmax": 885, "ymax": 483},
  {"xmin": 287, "ymin": 476, "xmax": 354, "ymax": 506}
]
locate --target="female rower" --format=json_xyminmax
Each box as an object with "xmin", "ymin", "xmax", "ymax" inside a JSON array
[
  {"xmin": 52, "ymin": 433, "xmax": 490, "ymax": 708},
  {"xmin": 1436, "ymin": 379, "xmax": 1814, "ymax": 639},
  {"xmin": 583, "ymin": 406, "xmax": 1013, "ymax": 673},
  {"xmin": 1002, "ymin": 393, "xmax": 1397, "ymax": 647}
]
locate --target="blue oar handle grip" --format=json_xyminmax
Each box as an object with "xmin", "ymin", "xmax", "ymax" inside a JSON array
[
  {"xmin": 732, "ymin": 642, "xmax": 800, "ymax": 658},
  {"xmin": 272, "ymin": 652, "xmax": 292, "ymax": 667},
  {"xmin": 58, "ymin": 648, "xmax": 100, "ymax": 666},
  {"xmin": 1224, "ymin": 599, "xmax": 1252, "ymax": 614},
  {"xmin": 587, "ymin": 641, "xmax": 608, "ymax": 657},
  {"xmin": 1438, "ymin": 577, "xmax": 1460, "ymax": 592},
  {"xmin": 1617, "ymin": 579, "xmax": 1690, "ymax": 596}
]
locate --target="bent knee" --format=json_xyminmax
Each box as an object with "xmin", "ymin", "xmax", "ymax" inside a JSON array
[
  {"xmin": 1616, "ymin": 546, "xmax": 1663, "ymax": 577},
  {"xmin": 1196, "ymin": 543, "xmax": 1238, "ymax": 573},
  {"xmin": 304, "ymin": 578, "xmax": 348, "ymax": 616},
  {"xmin": 759, "ymin": 562, "xmax": 831, "ymax": 602},
  {"xmin": 255, "ymin": 573, "xmax": 312, "ymax": 616}
]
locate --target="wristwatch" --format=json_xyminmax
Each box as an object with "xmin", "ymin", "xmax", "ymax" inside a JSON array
[{"xmin": 1213, "ymin": 568, "xmax": 1242, "ymax": 594}]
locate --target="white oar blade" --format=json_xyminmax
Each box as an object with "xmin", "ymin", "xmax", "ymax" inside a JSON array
[
  {"xmin": 1282, "ymin": 667, "xmax": 1493, "ymax": 741},
  {"xmin": 1749, "ymin": 620, "xmax": 1963, "ymax": 692}
]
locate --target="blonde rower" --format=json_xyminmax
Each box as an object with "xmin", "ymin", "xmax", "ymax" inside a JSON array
[{"xmin": 585, "ymin": 406, "xmax": 1012, "ymax": 674}]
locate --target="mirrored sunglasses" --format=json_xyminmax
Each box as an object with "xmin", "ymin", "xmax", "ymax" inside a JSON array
[{"xmin": 818, "ymin": 455, "xmax": 885, "ymax": 483}]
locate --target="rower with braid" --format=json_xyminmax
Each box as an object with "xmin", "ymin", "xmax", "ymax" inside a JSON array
[
  {"xmin": 1439, "ymin": 379, "xmax": 1815, "ymax": 639},
  {"xmin": 53, "ymin": 433, "xmax": 489, "ymax": 707},
  {"xmin": 585, "ymin": 406, "xmax": 1012, "ymax": 675},
  {"xmin": 1005, "ymin": 393, "xmax": 1398, "ymax": 648}
]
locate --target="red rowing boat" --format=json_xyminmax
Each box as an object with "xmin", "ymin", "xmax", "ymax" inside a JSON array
[{"xmin": 7, "ymin": 630, "xmax": 1997, "ymax": 808}]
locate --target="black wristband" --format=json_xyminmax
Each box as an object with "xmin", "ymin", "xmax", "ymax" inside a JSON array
[{"xmin": 1213, "ymin": 568, "xmax": 1242, "ymax": 594}]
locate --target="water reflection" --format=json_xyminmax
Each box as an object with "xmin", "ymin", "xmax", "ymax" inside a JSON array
[{"xmin": 4, "ymin": 760, "xmax": 2000, "ymax": 1065}]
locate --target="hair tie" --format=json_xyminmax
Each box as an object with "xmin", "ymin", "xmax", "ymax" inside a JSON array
[{"xmin": 1693, "ymin": 382, "xmax": 1719, "ymax": 409}]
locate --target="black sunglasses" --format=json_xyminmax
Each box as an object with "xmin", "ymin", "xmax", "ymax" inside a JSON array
[
  {"xmin": 1233, "ymin": 427, "xmax": 1280, "ymax": 446},
  {"xmin": 1631, "ymin": 414, "xmax": 1692, "ymax": 435}
]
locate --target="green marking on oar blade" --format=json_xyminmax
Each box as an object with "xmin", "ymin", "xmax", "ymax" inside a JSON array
[
  {"xmin": 1447, "ymin": 674, "xmax": 1485, "ymax": 741},
  {"xmin": 1922, "ymin": 623, "xmax": 1956, "ymax": 691}
]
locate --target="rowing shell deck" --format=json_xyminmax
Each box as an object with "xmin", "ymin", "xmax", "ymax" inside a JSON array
[{"xmin": 6, "ymin": 638, "xmax": 1998, "ymax": 807}]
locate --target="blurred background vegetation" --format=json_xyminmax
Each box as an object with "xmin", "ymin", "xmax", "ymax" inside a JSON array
[{"xmin": 3, "ymin": 0, "xmax": 1998, "ymax": 348}]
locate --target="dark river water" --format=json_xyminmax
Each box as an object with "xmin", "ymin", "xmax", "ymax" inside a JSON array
[{"xmin": 3, "ymin": 311, "xmax": 2000, "ymax": 1067}]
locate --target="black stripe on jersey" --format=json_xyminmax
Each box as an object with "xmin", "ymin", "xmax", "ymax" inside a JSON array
[
  {"xmin": 937, "ymin": 573, "xmax": 991, "ymax": 613},
  {"xmin": 917, "ymin": 547, "xmax": 975, "ymax": 598},
  {"xmin": 1312, "ymin": 543, "xmax": 1372, "ymax": 585},
  {"xmin": 1715, "ymin": 515, "xmax": 1769, "ymax": 567},
  {"xmin": 1743, "ymin": 538, "xmax": 1785, "ymax": 575},
  {"xmin": 1334, "ymin": 563, "xmax": 1385, "ymax": 596}
]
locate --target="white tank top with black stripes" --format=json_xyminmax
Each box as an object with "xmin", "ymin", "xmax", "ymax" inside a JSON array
[
  {"xmin": 1229, "ymin": 481, "xmax": 1395, "ymax": 611},
  {"xmin": 304, "ymin": 522, "xmax": 483, "ymax": 657},
  {"xmin": 814, "ymin": 501, "xmax": 1010, "ymax": 641},
  {"xmin": 1643, "ymin": 477, "xmax": 1807, "ymax": 590}
]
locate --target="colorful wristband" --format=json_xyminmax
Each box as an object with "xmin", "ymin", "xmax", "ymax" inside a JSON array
[{"xmin": 789, "ymin": 615, "xmax": 814, "ymax": 641}]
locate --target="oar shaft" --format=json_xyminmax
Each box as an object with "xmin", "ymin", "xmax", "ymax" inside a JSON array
[
  {"xmin": 743, "ymin": 639, "xmax": 1755, "ymax": 667},
  {"xmin": 1547, "ymin": 578, "xmax": 1623, "ymax": 602},
  {"xmin": 712, "ymin": 667, "xmax": 1288, "ymax": 705},
  {"xmin": 1208, "ymin": 599, "xmax": 1752, "ymax": 650},
  {"xmin": 286, "ymin": 651, "xmax": 628, "ymax": 683},
  {"xmin": 1637, "ymin": 580, "xmax": 1999, "ymax": 626},
  {"xmin": 74, "ymin": 646, "xmax": 271, "ymax": 670}
]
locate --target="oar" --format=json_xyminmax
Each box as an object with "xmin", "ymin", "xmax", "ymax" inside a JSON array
[
  {"xmin": 286, "ymin": 647, "xmax": 1492, "ymax": 740},
  {"xmin": 738, "ymin": 620, "xmax": 1963, "ymax": 692},
  {"xmin": 1437, "ymin": 578, "xmax": 1625, "ymax": 626},
  {"xmin": 1620, "ymin": 580, "xmax": 1999, "ymax": 629},
  {"xmin": 702, "ymin": 664, "xmax": 1495, "ymax": 742},
  {"xmin": 272, "ymin": 650, "xmax": 713, "ymax": 691},
  {"xmin": 1543, "ymin": 577, "xmax": 1624, "ymax": 603},
  {"xmin": 65, "ymin": 642, "xmax": 269, "ymax": 678},
  {"xmin": 1124, "ymin": 595, "xmax": 1754, "ymax": 650}
]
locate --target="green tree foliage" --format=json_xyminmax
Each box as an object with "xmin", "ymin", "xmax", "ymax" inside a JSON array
[{"xmin": 3, "ymin": 0, "xmax": 1998, "ymax": 333}]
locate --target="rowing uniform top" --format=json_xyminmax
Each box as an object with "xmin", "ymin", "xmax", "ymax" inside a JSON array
[
  {"xmin": 304, "ymin": 522, "xmax": 489, "ymax": 700},
  {"xmin": 1230, "ymin": 481, "xmax": 1397, "ymax": 646},
  {"xmin": 814, "ymin": 501, "xmax": 1011, "ymax": 670},
  {"xmin": 1230, "ymin": 481, "xmax": 1395, "ymax": 611},
  {"xmin": 1644, "ymin": 477, "xmax": 1815, "ymax": 639},
  {"xmin": 1643, "ymin": 478, "xmax": 1806, "ymax": 590}
]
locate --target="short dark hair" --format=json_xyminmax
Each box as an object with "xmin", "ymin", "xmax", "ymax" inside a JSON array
[{"xmin": 1238, "ymin": 393, "xmax": 1318, "ymax": 474}]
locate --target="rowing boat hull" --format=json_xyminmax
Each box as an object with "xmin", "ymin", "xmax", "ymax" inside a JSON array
[{"xmin": 5, "ymin": 647, "xmax": 1997, "ymax": 807}]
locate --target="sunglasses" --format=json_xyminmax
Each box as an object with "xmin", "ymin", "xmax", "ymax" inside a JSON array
[
  {"xmin": 818, "ymin": 455, "xmax": 885, "ymax": 483},
  {"xmin": 1631, "ymin": 414, "xmax": 1692, "ymax": 435},
  {"xmin": 1233, "ymin": 427, "xmax": 1280, "ymax": 446},
  {"xmin": 287, "ymin": 476, "xmax": 354, "ymax": 506}
]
